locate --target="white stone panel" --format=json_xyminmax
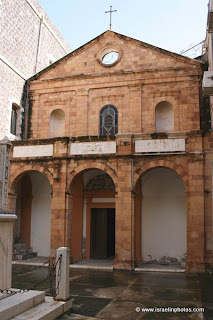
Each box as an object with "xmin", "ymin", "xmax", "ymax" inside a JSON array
[
  {"xmin": 0, "ymin": 214, "xmax": 17, "ymax": 290},
  {"xmin": 71, "ymin": 141, "xmax": 116, "ymax": 155},
  {"xmin": 30, "ymin": 172, "xmax": 51, "ymax": 257},
  {"xmin": 135, "ymin": 139, "xmax": 185, "ymax": 153},
  {"xmin": 13, "ymin": 145, "xmax": 53, "ymax": 158}
]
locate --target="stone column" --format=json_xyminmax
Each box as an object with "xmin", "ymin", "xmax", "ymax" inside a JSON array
[
  {"xmin": 65, "ymin": 192, "xmax": 72, "ymax": 248},
  {"xmin": 186, "ymin": 155, "xmax": 205, "ymax": 272},
  {"xmin": 0, "ymin": 138, "xmax": 12, "ymax": 211},
  {"xmin": 114, "ymin": 159, "xmax": 135, "ymax": 270},
  {"xmin": 0, "ymin": 213, "xmax": 17, "ymax": 289},
  {"xmin": 135, "ymin": 180, "xmax": 142, "ymax": 262},
  {"xmin": 51, "ymin": 188, "xmax": 66, "ymax": 255},
  {"xmin": 50, "ymin": 161, "xmax": 67, "ymax": 255}
]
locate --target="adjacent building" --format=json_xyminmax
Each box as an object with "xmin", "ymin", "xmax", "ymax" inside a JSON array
[{"xmin": 0, "ymin": 0, "xmax": 71, "ymax": 210}]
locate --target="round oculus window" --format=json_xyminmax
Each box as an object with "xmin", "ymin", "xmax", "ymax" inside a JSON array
[{"xmin": 102, "ymin": 51, "xmax": 119, "ymax": 65}]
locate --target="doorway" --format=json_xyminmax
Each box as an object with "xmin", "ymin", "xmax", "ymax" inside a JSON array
[{"xmin": 90, "ymin": 208, "xmax": 115, "ymax": 259}]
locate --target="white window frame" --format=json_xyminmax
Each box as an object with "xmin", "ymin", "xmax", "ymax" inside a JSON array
[{"xmin": 8, "ymin": 99, "xmax": 21, "ymax": 140}]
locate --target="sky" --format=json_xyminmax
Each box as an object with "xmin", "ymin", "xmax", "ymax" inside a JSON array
[{"xmin": 38, "ymin": 0, "xmax": 209, "ymax": 57}]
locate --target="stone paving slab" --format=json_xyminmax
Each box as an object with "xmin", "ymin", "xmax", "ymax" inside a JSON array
[{"xmin": 12, "ymin": 266, "xmax": 210, "ymax": 320}]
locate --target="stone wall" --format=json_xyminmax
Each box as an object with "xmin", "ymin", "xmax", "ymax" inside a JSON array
[
  {"xmin": 28, "ymin": 31, "xmax": 202, "ymax": 139},
  {"xmin": 7, "ymin": 31, "xmax": 211, "ymax": 272},
  {"xmin": 0, "ymin": 0, "xmax": 71, "ymax": 140},
  {"xmin": 8, "ymin": 132, "xmax": 207, "ymax": 272}
]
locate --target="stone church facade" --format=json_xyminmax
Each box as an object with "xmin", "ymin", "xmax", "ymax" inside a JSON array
[{"xmin": 8, "ymin": 30, "xmax": 212, "ymax": 272}]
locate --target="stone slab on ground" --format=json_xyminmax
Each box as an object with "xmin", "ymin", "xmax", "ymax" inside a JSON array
[
  {"xmin": 0, "ymin": 292, "xmax": 10, "ymax": 301},
  {"xmin": 11, "ymin": 296, "xmax": 73, "ymax": 320}
]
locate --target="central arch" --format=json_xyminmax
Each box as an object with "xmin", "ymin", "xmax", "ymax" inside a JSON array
[{"xmin": 68, "ymin": 168, "xmax": 116, "ymax": 262}]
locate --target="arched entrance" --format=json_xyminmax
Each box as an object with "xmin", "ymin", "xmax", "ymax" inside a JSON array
[
  {"xmin": 69, "ymin": 169, "xmax": 116, "ymax": 261},
  {"xmin": 136, "ymin": 167, "xmax": 186, "ymax": 264},
  {"xmin": 12, "ymin": 171, "xmax": 52, "ymax": 257}
]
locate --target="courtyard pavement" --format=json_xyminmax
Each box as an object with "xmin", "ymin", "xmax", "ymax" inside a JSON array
[{"xmin": 12, "ymin": 265, "xmax": 213, "ymax": 320}]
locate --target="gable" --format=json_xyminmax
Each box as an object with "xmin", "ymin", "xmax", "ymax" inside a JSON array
[{"xmin": 33, "ymin": 31, "xmax": 202, "ymax": 81}]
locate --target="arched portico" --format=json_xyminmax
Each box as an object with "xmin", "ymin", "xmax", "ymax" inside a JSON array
[
  {"xmin": 136, "ymin": 167, "xmax": 186, "ymax": 265},
  {"xmin": 134, "ymin": 161, "xmax": 189, "ymax": 266},
  {"xmin": 9, "ymin": 165, "xmax": 54, "ymax": 195},
  {"xmin": 9, "ymin": 169, "xmax": 52, "ymax": 257},
  {"xmin": 67, "ymin": 162, "xmax": 118, "ymax": 192},
  {"xmin": 134, "ymin": 160, "xmax": 189, "ymax": 190},
  {"xmin": 133, "ymin": 159, "xmax": 205, "ymax": 272},
  {"xmin": 67, "ymin": 168, "xmax": 116, "ymax": 262}
]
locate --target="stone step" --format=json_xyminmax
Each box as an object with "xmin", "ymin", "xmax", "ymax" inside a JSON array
[
  {"xmin": 14, "ymin": 243, "xmax": 27, "ymax": 250},
  {"xmin": 13, "ymin": 243, "xmax": 38, "ymax": 260},
  {"xmin": 14, "ymin": 252, "xmax": 38, "ymax": 260},
  {"xmin": 15, "ymin": 254, "xmax": 34, "ymax": 260},
  {"xmin": 0, "ymin": 290, "xmax": 45, "ymax": 320},
  {"xmin": 0, "ymin": 292, "xmax": 10, "ymax": 301},
  {"xmin": 14, "ymin": 247, "xmax": 34, "ymax": 255},
  {"xmin": 11, "ymin": 296, "xmax": 73, "ymax": 320}
]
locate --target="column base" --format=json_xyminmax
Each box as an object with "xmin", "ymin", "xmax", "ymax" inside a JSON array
[
  {"xmin": 185, "ymin": 260, "xmax": 206, "ymax": 273},
  {"xmin": 113, "ymin": 259, "xmax": 135, "ymax": 271}
]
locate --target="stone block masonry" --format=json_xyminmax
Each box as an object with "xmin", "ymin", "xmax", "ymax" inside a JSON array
[
  {"xmin": 7, "ymin": 30, "xmax": 212, "ymax": 272},
  {"xmin": 0, "ymin": 0, "xmax": 71, "ymax": 140}
]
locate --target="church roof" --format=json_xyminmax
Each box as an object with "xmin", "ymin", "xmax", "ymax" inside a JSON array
[{"xmin": 30, "ymin": 30, "xmax": 202, "ymax": 81}]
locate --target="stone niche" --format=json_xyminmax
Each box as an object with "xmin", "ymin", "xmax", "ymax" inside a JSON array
[
  {"xmin": 155, "ymin": 101, "xmax": 174, "ymax": 132},
  {"xmin": 50, "ymin": 109, "xmax": 65, "ymax": 138}
]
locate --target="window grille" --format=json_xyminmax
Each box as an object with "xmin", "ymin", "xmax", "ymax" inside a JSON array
[{"xmin": 99, "ymin": 105, "xmax": 118, "ymax": 136}]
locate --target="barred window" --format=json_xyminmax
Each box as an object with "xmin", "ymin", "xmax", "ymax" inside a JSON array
[{"xmin": 99, "ymin": 105, "xmax": 118, "ymax": 136}]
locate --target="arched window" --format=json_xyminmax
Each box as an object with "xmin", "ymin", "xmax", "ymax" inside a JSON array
[
  {"xmin": 50, "ymin": 109, "xmax": 65, "ymax": 137},
  {"xmin": 155, "ymin": 101, "xmax": 174, "ymax": 132},
  {"xmin": 99, "ymin": 105, "xmax": 118, "ymax": 136}
]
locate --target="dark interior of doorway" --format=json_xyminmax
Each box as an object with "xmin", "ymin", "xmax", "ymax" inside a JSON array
[{"xmin": 90, "ymin": 208, "xmax": 115, "ymax": 259}]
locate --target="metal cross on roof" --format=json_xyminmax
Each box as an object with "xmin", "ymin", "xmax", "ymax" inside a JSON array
[{"xmin": 105, "ymin": 6, "xmax": 117, "ymax": 30}]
